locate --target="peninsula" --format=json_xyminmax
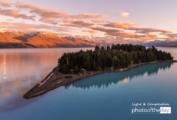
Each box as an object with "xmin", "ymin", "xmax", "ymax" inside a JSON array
[{"xmin": 23, "ymin": 44, "xmax": 177, "ymax": 99}]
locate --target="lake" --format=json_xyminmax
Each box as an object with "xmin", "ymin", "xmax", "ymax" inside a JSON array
[{"xmin": 0, "ymin": 47, "xmax": 177, "ymax": 120}]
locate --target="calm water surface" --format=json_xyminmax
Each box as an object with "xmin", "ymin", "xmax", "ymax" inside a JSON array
[{"xmin": 0, "ymin": 47, "xmax": 177, "ymax": 120}]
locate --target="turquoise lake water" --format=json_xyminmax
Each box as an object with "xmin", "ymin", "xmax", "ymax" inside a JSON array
[{"xmin": 0, "ymin": 47, "xmax": 177, "ymax": 120}]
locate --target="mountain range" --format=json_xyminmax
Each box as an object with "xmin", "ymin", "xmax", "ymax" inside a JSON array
[
  {"xmin": 143, "ymin": 40, "xmax": 177, "ymax": 47},
  {"xmin": 1, "ymin": 31, "xmax": 177, "ymax": 48},
  {"xmin": 0, "ymin": 31, "xmax": 100, "ymax": 48}
]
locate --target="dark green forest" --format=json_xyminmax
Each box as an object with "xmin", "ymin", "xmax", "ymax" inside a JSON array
[{"xmin": 58, "ymin": 44, "xmax": 173, "ymax": 74}]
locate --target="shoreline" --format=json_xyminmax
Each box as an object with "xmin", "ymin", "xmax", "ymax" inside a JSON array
[{"xmin": 23, "ymin": 60, "xmax": 177, "ymax": 99}]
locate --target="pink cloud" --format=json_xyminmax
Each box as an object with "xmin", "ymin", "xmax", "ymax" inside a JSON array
[
  {"xmin": 92, "ymin": 20, "xmax": 171, "ymax": 34},
  {"xmin": 0, "ymin": 22, "xmax": 72, "ymax": 32},
  {"xmin": 91, "ymin": 26, "xmax": 123, "ymax": 36},
  {"xmin": 120, "ymin": 12, "xmax": 129, "ymax": 17},
  {"xmin": 104, "ymin": 22, "xmax": 135, "ymax": 29},
  {"xmin": 60, "ymin": 20, "xmax": 95, "ymax": 28},
  {"xmin": 71, "ymin": 13, "xmax": 108, "ymax": 19},
  {"xmin": 132, "ymin": 27, "xmax": 171, "ymax": 34},
  {"xmin": 0, "ymin": 0, "xmax": 174, "ymax": 44},
  {"xmin": 0, "ymin": 1, "xmax": 108, "ymax": 25},
  {"xmin": 92, "ymin": 20, "xmax": 136, "ymax": 28},
  {"xmin": 0, "ymin": 0, "xmax": 10, "ymax": 7},
  {"xmin": 0, "ymin": 8, "xmax": 35, "ymax": 20},
  {"xmin": 82, "ymin": 29, "xmax": 97, "ymax": 34}
]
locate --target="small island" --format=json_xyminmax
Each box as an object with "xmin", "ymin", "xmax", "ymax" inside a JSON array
[{"xmin": 24, "ymin": 44, "xmax": 177, "ymax": 99}]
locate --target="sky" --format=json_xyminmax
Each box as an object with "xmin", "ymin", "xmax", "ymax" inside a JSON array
[{"xmin": 1, "ymin": 0, "xmax": 177, "ymax": 44}]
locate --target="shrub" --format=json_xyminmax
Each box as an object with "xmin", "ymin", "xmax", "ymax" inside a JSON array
[
  {"xmin": 80, "ymin": 68, "xmax": 86, "ymax": 74},
  {"xmin": 78, "ymin": 72, "xmax": 82, "ymax": 76},
  {"xmin": 89, "ymin": 72, "xmax": 92, "ymax": 74},
  {"xmin": 69, "ymin": 69, "xmax": 74, "ymax": 74},
  {"xmin": 65, "ymin": 74, "xmax": 74, "ymax": 78},
  {"xmin": 58, "ymin": 76, "xmax": 63, "ymax": 80}
]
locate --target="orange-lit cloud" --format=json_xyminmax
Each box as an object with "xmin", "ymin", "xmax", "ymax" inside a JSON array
[
  {"xmin": 120, "ymin": 12, "xmax": 129, "ymax": 17},
  {"xmin": 0, "ymin": 8, "xmax": 35, "ymax": 20},
  {"xmin": 92, "ymin": 20, "xmax": 136, "ymax": 28},
  {"xmin": 91, "ymin": 26, "xmax": 123, "ymax": 35},
  {"xmin": 92, "ymin": 20, "xmax": 171, "ymax": 34},
  {"xmin": 0, "ymin": 0, "xmax": 174, "ymax": 44},
  {"xmin": 104, "ymin": 22, "xmax": 135, "ymax": 29},
  {"xmin": 14, "ymin": 2, "xmax": 107, "ymax": 24},
  {"xmin": 0, "ymin": 22, "xmax": 72, "ymax": 33},
  {"xmin": 83, "ymin": 29, "xmax": 97, "ymax": 34},
  {"xmin": 0, "ymin": 1, "xmax": 108, "ymax": 25},
  {"xmin": 165, "ymin": 33, "xmax": 177, "ymax": 41},
  {"xmin": 15, "ymin": 1, "xmax": 67, "ymax": 24},
  {"xmin": 0, "ymin": 0, "xmax": 10, "ymax": 7},
  {"xmin": 130, "ymin": 27, "xmax": 171, "ymax": 34},
  {"xmin": 167, "ymin": 33, "xmax": 177, "ymax": 37},
  {"xmin": 61, "ymin": 20, "xmax": 95, "ymax": 28},
  {"xmin": 71, "ymin": 13, "xmax": 108, "ymax": 19}
]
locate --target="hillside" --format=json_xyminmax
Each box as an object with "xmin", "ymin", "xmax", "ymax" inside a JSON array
[
  {"xmin": 161, "ymin": 44, "xmax": 177, "ymax": 47},
  {"xmin": 0, "ymin": 31, "xmax": 99, "ymax": 48},
  {"xmin": 143, "ymin": 40, "xmax": 177, "ymax": 47}
]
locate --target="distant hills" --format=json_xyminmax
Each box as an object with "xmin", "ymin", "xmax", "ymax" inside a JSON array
[
  {"xmin": 161, "ymin": 45, "xmax": 177, "ymax": 47},
  {"xmin": 143, "ymin": 40, "xmax": 177, "ymax": 47},
  {"xmin": 0, "ymin": 31, "xmax": 100, "ymax": 48}
]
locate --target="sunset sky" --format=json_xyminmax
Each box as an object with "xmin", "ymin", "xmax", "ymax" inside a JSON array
[{"xmin": 1, "ymin": 0, "xmax": 177, "ymax": 44}]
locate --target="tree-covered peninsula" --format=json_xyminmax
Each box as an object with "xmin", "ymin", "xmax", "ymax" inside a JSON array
[
  {"xmin": 58, "ymin": 44, "xmax": 173, "ymax": 74},
  {"xmin": 24, "ymin": 44, "xmax": 176, "ymax": 99}
]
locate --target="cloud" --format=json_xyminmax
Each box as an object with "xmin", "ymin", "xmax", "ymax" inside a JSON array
[
  {"xmin": 131, "ymin": 27, "xmax": 171, "ymax": 34},
  {"xmin": 60, "ymin": 20, "xmax": 95, "ymax": 28},
  {"xmin": 0, "ymin": 22, "xmax": 72, "ymax": 32},
  {"xmin": 15, "ymin": 2, "xmax": 67, "ymax": 24},
  {"xmin": 39, "ymin": 19, "xmax": 59, "ymax": 25},
  {"xmin": 82, "ymin": 29, "xmax": 97, "ymax": 34},
  {"xmin": 91, "ymin": 26, "xmax": 123, "ymax": 36},
  {"xmin": 92, "ymin": 20, "xmax": 106, "ymax": 23},
  {"xmin": 116, "ymin": 32, "xmax": 137, "ymax": 38},
  {"xmin": 104, "ymin": 22, "xmax": 135, "ymax": 29},
  {"xmin": 165, "ymin": 33, "xmax": 177, "ymax": 41},
  {"xmin": 0, "ymin": 0, "xmax": 174, "ymax": 44},
  {"xmin": 62, "ymin": 19, "xmax": 163, "ymax": 42},
  {"xmin": 120, "ymin": 12, "xmax": 129, "ymax": 17},
  {"xmin": 167, "ymin": 33, "xmax": 177, "ymax": 37},
  {"xmin": 90, "ymin": 25, "xmax": 159, "ymax": 43},
  {"xmin": 0, "ymin": 0, "xmax": 10, "ymax": 7},
  {"xmin": 92, "ymin": 20, "xmax": 171, "ymax": 34},
  {"xmin": 92, "ymin": 20, "xmax": 136, "ymax": 29},
  {"xmin": 71, "ymin": 13, "xmax": 108, "ymax": 19},
  {"xmin": 15, "ymin": 2, "xmax": 107, "ymax": 19},
  {"xmin": 0, "ymin": 1, "xmax": 108, "ymax": 25},
  {"xmin": 60, "ymin": 19, "xmax": 133, "ymax": 35},
  {"xmin": 0, "ymin": 8, "xmax": 35, "ymax": 20}
]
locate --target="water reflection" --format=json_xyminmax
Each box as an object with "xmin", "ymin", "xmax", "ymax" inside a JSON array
[
  {"xmin": 66, "ymin": 63, "xmax": 173, "ymax": 89},
  {"xmin": 122, "ymin": 77, "xmax": 129, "ymax": 84},
  {"xmin": 0, "ymin": 48, "xmax": 175, "ymax": 112},
  {"xmin": 0, "ymin": 48, "xmax": 93, "ymax": 112},
  {"xmin": 0, "ymin": 52, "xmax": 62, "ymax": 100}
]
